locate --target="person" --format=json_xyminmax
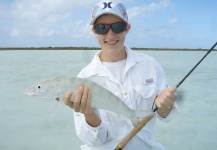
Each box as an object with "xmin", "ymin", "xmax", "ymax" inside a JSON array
[{"xmin": 64, "ymin": 0, "xmax": 178, "ymax": 149}]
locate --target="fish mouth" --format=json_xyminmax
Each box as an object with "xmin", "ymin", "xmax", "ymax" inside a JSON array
[
  {"xmin": 24, "ymin": 91, "xmax": 49, "ymax": 99},
  {"xmin": 24, "ymin": 91, "xmax": 36, "ymax": 96}
]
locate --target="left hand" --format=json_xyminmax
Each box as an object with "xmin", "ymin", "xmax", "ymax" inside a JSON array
[{"xmin": 155, "ymin": 87, "xmax": 177, "ymax": 118}]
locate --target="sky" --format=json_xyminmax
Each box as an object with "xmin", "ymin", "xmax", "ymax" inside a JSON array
[{"xmin": 0, "ymin": 0, "xmax": 217, "ymax": 49}]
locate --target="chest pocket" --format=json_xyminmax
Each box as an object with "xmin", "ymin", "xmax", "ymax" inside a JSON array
[
  {"xmin": 133, "ymin": 80, "xmax": 157, "ymax": 110},
  {"xmin": 134, "ymin": 82, "xmax": 157, "ymax": 99}
]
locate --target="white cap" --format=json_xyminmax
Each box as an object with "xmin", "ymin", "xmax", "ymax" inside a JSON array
[{"xmin": 90, "ymin": 0, "xmax": 128, "ymax": 25}]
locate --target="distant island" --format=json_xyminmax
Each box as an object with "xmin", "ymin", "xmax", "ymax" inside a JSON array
[{"xmin": 0, "ymin": 46, "xmax": 213, "ymax": 51}]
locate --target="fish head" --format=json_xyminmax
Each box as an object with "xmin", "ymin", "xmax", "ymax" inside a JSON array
[{"xmin": 25, "ymin": 79, "xmax": 55, "ymax": 98}]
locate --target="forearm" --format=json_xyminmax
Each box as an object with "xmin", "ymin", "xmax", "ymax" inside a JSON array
[{"xmin": 85, "ymin": 112, "xmax": 101, "ymax": 127}]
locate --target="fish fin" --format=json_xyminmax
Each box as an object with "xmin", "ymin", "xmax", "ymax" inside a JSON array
[
  {"xmin": 88, "ymin": 75, "xmax": 108, "ymax": 86},
  {"xmin": 51, "ymin": 97, "xmax": 61, "ymax": 116}
]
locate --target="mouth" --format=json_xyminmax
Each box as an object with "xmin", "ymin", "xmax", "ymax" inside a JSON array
[
  {"xmin": 105, "ymin": 40, "xmax": 119, "ymax": 45},
  {"xmin": 25, "ymin": 91, "xmax": 36, "ymax": 96}
]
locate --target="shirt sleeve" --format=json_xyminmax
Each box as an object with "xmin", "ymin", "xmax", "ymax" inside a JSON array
[
  {"xmin": 73, "ymin": 110, "xmax": 117, "ymax": 146},
  {"xmin": 74, "ymin": 111, "xmax": 105, "ymax": 146},
  {"xmin": 73, "ymin": 70, "xmax": 117, "ymax": 146}
]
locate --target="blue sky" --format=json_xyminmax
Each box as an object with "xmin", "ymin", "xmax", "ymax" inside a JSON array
[{"xmin": 0, "ymin": 0, "xmax": 216, "ymax": 49}]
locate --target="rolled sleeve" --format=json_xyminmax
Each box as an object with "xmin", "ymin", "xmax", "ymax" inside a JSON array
[
  {"xmin": 74, "ymin": 110, "xmax": 120, "ymax": 147},
  {"xmin": 74, "ymin": 112, "xmax": 108, "ymax": 146}
]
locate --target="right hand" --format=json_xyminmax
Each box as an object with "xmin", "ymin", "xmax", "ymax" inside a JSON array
[
  {"xmin": 64, "ymin": 86, "xmax": 94, "ymax": 115},
  {"xmin": 64, "ymin": 86, "xmax": 101, "ymax": 127}
]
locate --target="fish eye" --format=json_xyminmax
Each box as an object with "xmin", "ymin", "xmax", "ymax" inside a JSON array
[{"xmin": 37, "ymin": 85, "xmax": 41, "ymax": 89}]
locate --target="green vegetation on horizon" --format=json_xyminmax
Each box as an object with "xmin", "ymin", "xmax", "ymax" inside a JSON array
[{"xmin": 0, "ymin": 46, "xmax": 213, "ymax": 51}]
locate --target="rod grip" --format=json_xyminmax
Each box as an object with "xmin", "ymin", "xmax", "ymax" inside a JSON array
[
  {"xmin": 115, "ymin": 114, "xmax": 154, "ymax": 149},
  {"xmin": 114, "ymin": 146, "xmax": 122, "ymax": 150}
]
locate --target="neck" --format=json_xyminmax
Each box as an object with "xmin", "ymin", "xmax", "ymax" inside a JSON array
[{"xmin": 100, "ymin": 47, "xmax": 127, "ymax": 62}]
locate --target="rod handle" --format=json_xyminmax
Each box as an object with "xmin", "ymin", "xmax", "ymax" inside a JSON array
[{"xmin": 114, "ymin": 114, "xmax": 154, "ymax": 150}]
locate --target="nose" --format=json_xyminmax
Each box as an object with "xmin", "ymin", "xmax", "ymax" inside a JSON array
[{"xmin": 106, "ymin": 28, "xmax": 115, "ymax": 39}]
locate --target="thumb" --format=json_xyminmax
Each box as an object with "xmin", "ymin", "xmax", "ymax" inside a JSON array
[
  {"xmin": 64, "ymin": 90, "xmax": 74, "ymax": 108},
  {"xmin": 169, "ymin": 87, "xmax": 177, "ymax": 94}
]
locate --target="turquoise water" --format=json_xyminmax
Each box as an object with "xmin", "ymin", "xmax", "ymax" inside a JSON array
[{"xmin": 0, "ymin": 50, "xmax": 217, "ymax": 150}]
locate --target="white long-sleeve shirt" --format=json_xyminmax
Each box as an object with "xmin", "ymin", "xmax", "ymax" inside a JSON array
[{"xmin": 74, "ymin": 47, "xmax": 178, "ymax": 150}]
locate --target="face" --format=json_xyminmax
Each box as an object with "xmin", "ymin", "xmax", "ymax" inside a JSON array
[{"xmin": 92, "ymin": 14, "xmax": 131, "ymax": 62}]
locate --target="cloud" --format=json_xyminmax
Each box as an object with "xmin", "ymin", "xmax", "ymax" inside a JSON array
[
  {"xmin": 0, "ymin": 0, "xmax": 173, "ymax": 39},
  {"xmin": 138, "ymin": 27, "xmax": 169, "ymax": 39},
  {"xmin": 168, "ymin": 17, "xmax": 179, "ymax": 26},
  {"xmin": 137, "ymin": 16, "xmax": 180, "ymax": 40},
  {"xmin": 60, "ymin": 21, "xmax": 92, "ymax": 38},
  {"xmin": 10, "ymin": 28, "xmax": 21, "ymax": 38},
  {"xmin": 127, "ymin": 0, "xmax": 172, "ymax": 20},
  {"xmin": 0, "ymin": 0, "xmax": 98, "ymax": 38}
]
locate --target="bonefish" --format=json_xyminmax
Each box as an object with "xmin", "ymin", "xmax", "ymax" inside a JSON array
[{"xmin": 25, "ymin": 76, "xmax": 150, "ymax": 118}]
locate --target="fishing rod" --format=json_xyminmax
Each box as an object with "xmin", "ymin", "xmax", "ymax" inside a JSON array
[
  {"xmin": 176, "ymin": 41, "xmax": 217, "ymax": 88},
  {"xmin": 115, "ymin": 41, "xmax": 217, "ymax": 150},
  {"xmin": 152, "ymin": 41, "xmax": 217, "ymax": 112}
]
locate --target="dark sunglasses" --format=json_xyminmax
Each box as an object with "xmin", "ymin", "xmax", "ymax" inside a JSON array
[{"xmin": 94, "ymin": 22, "xmax": 127, "ymax": 35}]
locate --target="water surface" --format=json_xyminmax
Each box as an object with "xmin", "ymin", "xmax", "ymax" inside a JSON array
[{"xmin": 0, "ymin": 50, "xmax": 216, "ymax": 150}]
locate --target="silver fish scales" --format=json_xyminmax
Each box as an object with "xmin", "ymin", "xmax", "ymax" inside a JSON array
[{"xmin": 25, "ymin": 77, "xmax": 136, "ymax": 118}]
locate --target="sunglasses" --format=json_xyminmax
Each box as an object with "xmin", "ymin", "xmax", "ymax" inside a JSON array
[{"xmin": 94, "ymin": 22, "xmax": 127, "ymax": 35}]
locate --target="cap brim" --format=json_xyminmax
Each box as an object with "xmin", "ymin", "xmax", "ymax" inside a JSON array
[{"xmin": 90, "ymin": 12, "xmax": 127, "ymax": 25}]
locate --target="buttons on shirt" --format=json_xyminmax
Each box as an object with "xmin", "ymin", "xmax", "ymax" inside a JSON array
[{"xmin": 122, "ymin": 92, "xmax": 129, "ymax": 98}]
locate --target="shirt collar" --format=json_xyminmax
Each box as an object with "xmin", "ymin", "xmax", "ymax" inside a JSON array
[
  {"xmin": 87, "ymin": 47, "xmax": 145, "ymax": 77},
  {"xmin": 124, "ymin": 46, "xmax": 145, "ymax": 72}
]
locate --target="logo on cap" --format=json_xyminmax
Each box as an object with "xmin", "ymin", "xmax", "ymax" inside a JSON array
[{"xmin": 103, "ymin": 2, "xmax": 112, "ymax": 9}]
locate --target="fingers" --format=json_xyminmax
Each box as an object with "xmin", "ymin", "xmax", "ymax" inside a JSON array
[
  {"xmin": 72, "ymin": 86, "xmax": 93, "ymax": 115},
  {"xmin": 78, "ymin": 86, "xmax": 90, "ymax": 114},
  {"xmin": 85, "ymin": 90, "xmax": 92, "ymax": 114},
  {"xmin": 169, "ymin": 87, "xmax": 177, "ymax": 94},
  {"xmin": 155, "ymin": 88, "xmax": 177, "ymax": 118},
  {"xmin": 159, "ymin": 88, "xmax": 177, "ymax": 101},
  {"xmin": 64, "ymin": 90, "xmax": 74, "ymax": 108},
  {"xmin": 73, "ymin": 86, "xmax": 83, "ymax": 112},
  {"xmin": 155, "ymin": 95, "xmax": 174, "ymax": 110}
]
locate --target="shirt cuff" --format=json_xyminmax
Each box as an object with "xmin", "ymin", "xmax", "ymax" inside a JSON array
[{"xmin": 84, "ymin": 119, "xmax": 104, "ymax": 134}]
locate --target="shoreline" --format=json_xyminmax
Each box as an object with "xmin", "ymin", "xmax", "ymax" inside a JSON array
[{"xmin": 0, "ymin": 46, "xmax": 213, "ymax": 51}]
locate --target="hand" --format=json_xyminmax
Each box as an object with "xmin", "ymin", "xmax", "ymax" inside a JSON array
[
  {"xmin": 155, "ymin": 87, "xmax": 177, "ymax": 118},
  {"xmin": 64, "ymin": 86, "xmax": 94, "ymax": 115},
  {"xmin": 64, "ymin": 86, "xmax": 101, "ymax": 127}
]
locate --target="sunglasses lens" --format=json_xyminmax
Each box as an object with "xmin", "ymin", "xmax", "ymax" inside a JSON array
[
  {"xmin": 94, "ymin": 24, "xmax": 110, "ymax": 35},
  {"xmin": 94, "ymin": 22, "xmax": 126, "ymax": 35},
  {"xmin": 112, "ymin": 23, "xmax": 127, "ymax": 34}
]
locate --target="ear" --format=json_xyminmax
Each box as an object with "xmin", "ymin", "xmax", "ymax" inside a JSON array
[
  {"xmin": 126, "ymin": 23, "xmax": 131, "ymax": 32},
  {"xmin": 92, "ymin": 27, "xmax": 98, "ymax": 38},
  {"xmin": 92, "ymin": 27, "xmax": 97, "ymax": 38},
  {"xmin": 92, "ymin": 27, "xmax": 95, "ymax": 34}
]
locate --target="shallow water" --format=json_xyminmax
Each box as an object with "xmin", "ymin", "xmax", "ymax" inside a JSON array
[{"xmin": 0, "ymin": 50, "xmax": 216, "ymax": 150}]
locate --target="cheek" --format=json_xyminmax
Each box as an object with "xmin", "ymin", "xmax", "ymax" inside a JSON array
[
  {"xmin": 118, "ymin": 33, "xmax": 127, "ymax": 43},
  {"xmin": 95, "ymin": 35, "xmax": 104, "ymax": 43}
]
